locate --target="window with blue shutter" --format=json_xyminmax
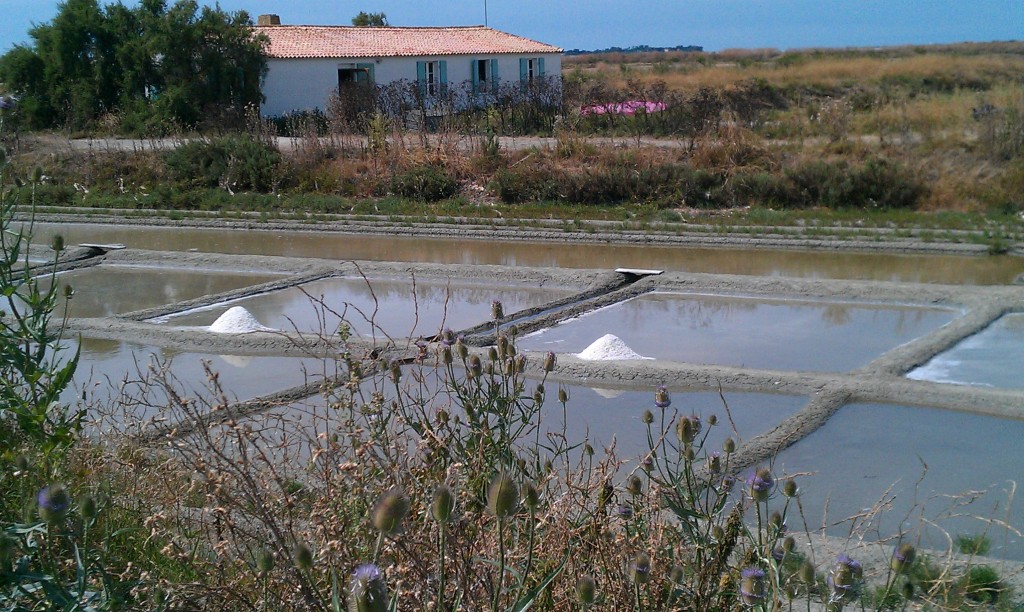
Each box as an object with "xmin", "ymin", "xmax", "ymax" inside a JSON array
[
  {"xmin": 520, "ymin": 58, "xmax": 547, "ymax": 83},
  {"xmin": 472, "ymin": 59, "xmax": 499, "ymax": 95},
  {"xmin": 417, "ymin": 61, "xmax": 427, "ymax": 97},
  {"xmin": 439, "ymin": 60, "xmax": 447, "ymax": 95}
]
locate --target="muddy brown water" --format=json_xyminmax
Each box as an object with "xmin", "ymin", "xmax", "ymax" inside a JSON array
[
  {"xmin": 50, "ymin": 265, "xmax": 282, "ymax": 318},
  {"xmin": 30, "ymin": 222, "xmax": 1024, "ymax": 285}
]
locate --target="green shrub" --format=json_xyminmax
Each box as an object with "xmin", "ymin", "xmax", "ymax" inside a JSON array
[
  {"xmin": 783, "ymin": 157, "xmax": 924, "ymax": 210},
  {"xmin": 960, "ymin": 565, "xmax": 1003, "ymax": 603},
  {"xmin": 955, "ymin": 533, "xmax": 991, "ymax": 556},
  {"xmin": 387, "ymin": 165, "xmax": 459, "ymax": 202},
  {"xmin": 165, "ymin": 136, "xmax": 281, "ymax": 193}
]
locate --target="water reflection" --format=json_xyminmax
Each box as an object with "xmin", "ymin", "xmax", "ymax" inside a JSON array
[
  {"xmin": 46, "ymin": 265, "xmax": 280, "ymax": 318},
  {"xmin": 31, "ymin": 223, "xmax": 1024, "ymax": 285},
  {"xmin": 774, "ymin": 403, "xmax": 1024, "ymax": 560},
  {"xmin": 218, "ymin": 370, "xmax": 805, "ymax": 467},
  {"xmin": 519, "ymin": 293, "xmax": 957, "ymax": 372},
  {"xmin": 163, "ymin": 276, "xmax": 574, "ymax": 337},
  {"xmin": 69, "ymin": 336, "xmax": 328, "ymax": 428}
]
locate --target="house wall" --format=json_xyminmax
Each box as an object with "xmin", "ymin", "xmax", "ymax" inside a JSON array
[{"xmin": 261, "ymin": 53, "xmax": 562, "ymax": 117}]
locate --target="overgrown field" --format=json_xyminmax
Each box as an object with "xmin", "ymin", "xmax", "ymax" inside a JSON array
[{"xmin": 1, "ymin": 43, "xmax": 1023, "ymax": 232}]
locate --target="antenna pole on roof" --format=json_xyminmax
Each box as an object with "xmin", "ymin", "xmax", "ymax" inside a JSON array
[{"xmin": 484, "ymin": 0, "xmax": 488, "ymax": 27}]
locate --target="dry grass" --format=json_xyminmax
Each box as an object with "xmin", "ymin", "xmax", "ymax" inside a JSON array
[{"xmin": 568, "ymin": 47, "xmax": 1024, "ymax": 94}]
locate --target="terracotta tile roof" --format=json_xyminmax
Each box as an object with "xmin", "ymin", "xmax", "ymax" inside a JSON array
[{"xmin": 255, "ymin": 25, "xmax": 562, "ymax": 59}]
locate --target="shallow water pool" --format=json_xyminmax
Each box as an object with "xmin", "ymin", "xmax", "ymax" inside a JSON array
[
  {"xmin": 69, "ymin": 336, "xmax": 331, "ymax": 432},
  {"xmin": 519, "ymin": 292, "xmax": 958, "ymax": 372},
  {"xmin": 49, "ymin": 264, "xmax": 281, "ymax": 318},
  {"xmin": 203, "ymin": 371, "xmax": 805, "ymax": 468},
  {"xmin": 159, "ymin": 275, "xmax": 575, "ymax": 338},
  {"xmin": 772, "ymin": 402, "xmax": 1024, "ymax": 560},
  {"xmin": 908, "ymin": 312, "xmax": 1024, "ymax": 389}
]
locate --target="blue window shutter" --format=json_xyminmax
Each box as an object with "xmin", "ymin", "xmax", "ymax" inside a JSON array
[
  {"xmin": 471, "ymin": 58, "xmax": 479, "ymax": 94},
  {"xmin": 490, "ymin": 58, "xmax": 500, "ymax": 85},
  {"xmin": 538, "ymin": 57, "xmax": 546, "ymax": 77},
  {"xmin": 439, "ymin": 60, "xmax": 448, "ymax": 94},
  {"xmin": 356, "ymin": 62, "xmax": 375, "ymax": 84},
  {"xmin": 520, "ymin": 58, "xmax": 528, "ymax": 82},
  {"xmin": 416, "ymin": 61, "xmax": 427, "ymax": 96}
]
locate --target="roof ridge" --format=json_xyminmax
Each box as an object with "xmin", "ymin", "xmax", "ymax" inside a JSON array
[{"xmin": 254, "ymin": 24, "xmax": 491, "ymax": 30}]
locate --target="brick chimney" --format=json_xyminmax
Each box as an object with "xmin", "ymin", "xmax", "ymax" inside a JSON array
[{"xmin": 257, "ymin": 14, "xmax": 281, "ymax": 26}]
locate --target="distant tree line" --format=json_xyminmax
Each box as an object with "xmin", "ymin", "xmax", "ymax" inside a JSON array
[
  {"xmin": 0, "ymin": 0, "xmax": 267, "ymax": 132},
  {"xmin": 351, "ymin": 12, "xmax": 389, "ymax": 27},
  {"xmin": 564, "ymin": 44, "xmax": 703, "ymax": 56}
]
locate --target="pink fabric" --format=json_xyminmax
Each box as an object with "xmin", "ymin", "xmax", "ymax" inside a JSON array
[{"xmin": 581, "ymin": 101, "xmax": 667, "ymax": 116}]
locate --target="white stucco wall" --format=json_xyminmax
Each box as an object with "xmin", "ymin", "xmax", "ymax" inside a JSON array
[{"xmin": 261, "ymin": 53, "xmax": 562, "ymax": 117}]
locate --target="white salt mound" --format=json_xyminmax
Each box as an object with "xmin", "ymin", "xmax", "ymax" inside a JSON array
[
  {"xmin": 209, "ymin": 306, "xmax": 274, "ymax": 334},
  {"xmin": 575, "ymin": 334, "xmax": 651, "ymax": 361}
]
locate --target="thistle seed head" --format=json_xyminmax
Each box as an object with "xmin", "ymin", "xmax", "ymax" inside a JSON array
[
  {"xmin": 523, "ymin": 482, "xmax": 540, "ymax": 511},
  {"xmin": 629, "ymin": 552, "xmax": 651, "ymax": 584},
  {"xmin": 890, "ymin": 543, "xmax": 916, "ymax": 574},
  {"xmin": 293, "ymin": 542, "xmax": 313, "ymax": 571},
  {"xmin": 430, "ymin": 485, "xmax": 455, "ymax": 523},
  {"xmin": 543, "ymin": 351, "xmax": 556, "ymax": 372},
  {"xmin": 257, "ymin": 548, "xmax": 276, "ymax": 574},
  {"xmin": 723, "ymin": 437, "xmax": 736, "ymax": 454},
  {"xmin": 371, "ymin": 488, "xmax": 410, "ymax": 535},
  {"xmin": 783, "ymin": 479, "xmax": 799, "ymax": 498},
  {"xmin": 576, "ymin": 575, "xmax": 597, "ymax": 605},
  {"xmin": 626, "ymin": 475, "xmax": 643, "ymax": 496},
  {"xmin": 78, "ymin": 494, "xmax": 98, "ymax": 521},
  {"xmin": 487, "ymin": 474, "xmax": 519, "ymax": 518}
]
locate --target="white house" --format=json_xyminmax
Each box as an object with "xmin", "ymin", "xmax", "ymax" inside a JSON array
[{"xmin": 255, "ymin": 15, "xmax": 563, "ymax": 117}]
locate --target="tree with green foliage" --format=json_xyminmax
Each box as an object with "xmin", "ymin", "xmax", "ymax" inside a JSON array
[
  {"xmin": 351, "ymin": 11, "xmax": 389, "ymax": 27},
  {"xmin": 0, "ymin": 0, "xmax": 267, "ymax": 133}
]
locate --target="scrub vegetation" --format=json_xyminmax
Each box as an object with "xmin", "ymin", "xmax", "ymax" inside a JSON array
[{"xmin": 2, "ymin": 42, "xmax": 1024, "ymax": 237}]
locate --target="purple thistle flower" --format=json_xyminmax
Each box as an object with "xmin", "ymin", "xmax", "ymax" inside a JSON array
[
  {"xmin": 614, "ymin": 504, "xmax": 634, "ymax": 520},
  {"xmin": 740, "ymin": 567, "xmax": 767, "ymax": 605},
  {"xmin": 441, "ymin": 329, "xmax": 456, "ymax": 347},
  {"xmin": 654, "ymin": 385, "xmax": 671, "ymax": 408},
  {"xmin": 828, "ymin": 554, "xmax": 863, "ymax": 604},
  {"xmin": 37, "ymin": 485, "xmax": 70, "ymax": 522},
  {"xmin": 747, "ymin": 468, "xmax": 774, "ymax": 502},
  {"xmin": 349, "ymin": 563, "xmax": 388, "ymax": 612},
  {"xmin": 891, "ymin": 543, "xmax": 916, "ymax": 574}
]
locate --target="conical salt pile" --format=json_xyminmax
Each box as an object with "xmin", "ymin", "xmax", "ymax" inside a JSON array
[
  {"xmin": 575, "ymin": 334, "xmax": 650, "ymax": 361},
  {"xmin": 209, "ymin": 306, "xmax": 273, "ymax": 334}
]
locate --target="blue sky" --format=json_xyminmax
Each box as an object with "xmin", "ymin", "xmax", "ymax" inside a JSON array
[{"xmin": 1, "ymin": 0, "xmax": 1021, "ymax": 53}]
